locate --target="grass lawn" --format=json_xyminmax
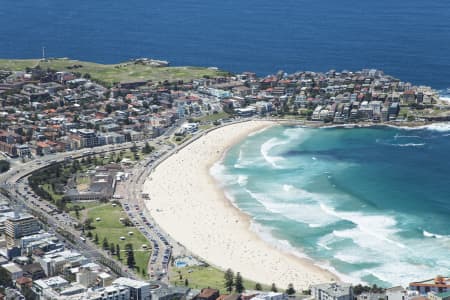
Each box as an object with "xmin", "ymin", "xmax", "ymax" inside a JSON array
[
  {"xmin": 170, "ymin": 266, "xmax": 270, "ymax": 293},
  {"xmin": 199, "ymin": 124, "xmax": 214, "ymax": 131},
  {"xmin": 0, "ymin": 58, "xmax": 228, "ymax": 85},
  {"xmin": 172, "ymin": 134, "xmax": 192, "ymax": 145},
  {"xmin": 66, "ymin": 201, "xmax": 102, "ymax": 219},
  {"xmin": 41, "ymin": 183, "xmax": 63, "ymax": 201},
  {"xmin": 121, "ymin": 150, "xmax": 144, "ymax": 161},
  {"xmin": 87, "ymin": 204, "xmax": 151, "ymax": 278},
  {"xmin": 194, "ymin": 111, "xmax": 230, "ymax": 122}
]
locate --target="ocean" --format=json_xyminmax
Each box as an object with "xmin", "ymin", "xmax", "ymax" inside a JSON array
[
  {"xmin": 212, "ymin": 124, "xmax": 450, "ymax": 286},
  {"xmin": 1, "ymin": 0, "xmax": 450, "ymax": 89}
]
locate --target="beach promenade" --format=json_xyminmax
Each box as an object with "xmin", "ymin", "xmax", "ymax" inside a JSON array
[{"xmin": 142, "ymin": 121, "xmax": 337, "ymax": 289}]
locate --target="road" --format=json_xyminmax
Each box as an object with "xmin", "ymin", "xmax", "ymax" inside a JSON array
[
  {"xmin": 0, "ymin": 123, "xmax": 185, "ymax": 279},
  {"xmin": 0, "ymin": 117, "xmax": 260, "ymax": 280},
  {"xmin": 115, "ymin": 140, "xmax": 189, "ymax": 281}
]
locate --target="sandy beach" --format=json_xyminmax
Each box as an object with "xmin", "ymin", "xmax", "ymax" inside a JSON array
[{"xmin": 143, "ymin": 120, "xmax": 337, "ymax": 289}]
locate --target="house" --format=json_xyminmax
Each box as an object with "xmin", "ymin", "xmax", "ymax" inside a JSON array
[
  {"xmin": 385, "ymin": 286, "xmax": 407, "ymax": 300},
  {"xmin": 410, "ymin": 277, "xmax": 450, "ymax": 295},
  {"xmin": 21, "ymin": 263, "xmax": 46, "ymax": 280},
  {"xmin": 356, "ymin": 292, "xmax": 385, "ymax": 300},
  {"xmin": 15, "ymin": 276, "xmax": 32, "ymax": 290}
]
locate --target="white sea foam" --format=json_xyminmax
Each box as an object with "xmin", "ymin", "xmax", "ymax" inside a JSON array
[
  {"xmin": 394, "ymin": 134, "xmax": 421, "ymax": 139},
  {"xmin": 423, "ymin": 230, "xmax": 447, "ymax": 239},
  {"xmin": 317, "ymin": 242, "xmax": 332, "ymax": 250},
  {"xmin": 259, "ymin": 127, "xmax": 313, "ymax": 168},
  {"xmin": 223, "ymin": 190, "xmax": 240, "ymax": 209},
  {"xmin": 314, "ymin": 261, "xmax": 365, "ymax": 284},
  {"xmin": 234, "ymin": 150, "xmax": 245, "ymax": 168},
  {"xmin": 237, "ymin": 175, "xmax": 248, "ymax": 187},
  {"xmin": 320, "ymin": 204, "xmax": 405, "ymax": 249},
  {"xmin": 396, "ymin": 143, "xmax": 425, "ymax": 147},
  {"xmin": 282, "ymin": 127, "xmax": 307, "ymax": 140},
  {"xmin": 210, "ymin": 162, "xmax": 237, "ymax": 186},
  {"xmin": 245, "ymin": 187, "xmax": 450, "ymax": 286},
  {"xmin": 334, "ymin": 253, "xmax": 377, "ymax": 264},
  {"xmin": 317, "ymin": 233, "xmax": 337, "ymax": 250},
  {"xmin": 401, "ymin": 123, "xmax": 450, "ymax": 132},
  {"xmin": 377, "ymin": 139, "xmax": 425, "ymax": 147},
  {"xmin": 260, "ymin": 138, "xmax": 286, "ymax": 168},
  {"xmin": 309, "ymin": 223, "xmax": 322, "ymax": 228},
  {"xmin": 245, "ymin": 188, "xmax": 338, "ymax": 227},
  {"xmin": 282, "ymin": 184, "xmax": 294, "ymax": 192}
]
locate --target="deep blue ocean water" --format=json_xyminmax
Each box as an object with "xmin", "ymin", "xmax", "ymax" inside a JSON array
[
  {"xmin": 212, "ymin": 125, "xmax": 450, "ymax": 286},
  {"xmin": 1, "ymin": 0, "xmax": 450, "ymax": 88}
]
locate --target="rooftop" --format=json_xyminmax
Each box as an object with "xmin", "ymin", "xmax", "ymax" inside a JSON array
[{"xmin": 113, "ymin": 277, "xmax": 150, "ymax": 289}]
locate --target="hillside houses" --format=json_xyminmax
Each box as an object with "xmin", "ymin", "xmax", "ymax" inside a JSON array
[{"xmin": 0, "ymin": 65, "xmax": 445, "ymax": 158}]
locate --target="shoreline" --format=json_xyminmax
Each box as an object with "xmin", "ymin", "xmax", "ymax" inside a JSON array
[{"xmin": 143, "ymin": 121, "xmax": 337, "ymax": 290}]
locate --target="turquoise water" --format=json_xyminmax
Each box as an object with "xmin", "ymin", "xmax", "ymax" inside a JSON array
[{"xmin": 212, "ymin": 124, "xmax": 450, "ymax": 286}]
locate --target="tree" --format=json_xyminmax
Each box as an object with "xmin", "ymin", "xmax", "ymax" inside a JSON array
[
  {"xmin": 224, "ymin": 268, "xmax": 234, "ymax": 292},
  {"xmin": 143, "ymin": 142, "xmax": 153, "ymax": 154},
  {"xmin": 235, "ymin": 272, "xmax": 244, "ymax": 293},
  {"xmin": 271, "ymin": 283, "xmax": 278, "ymax": 292},
  {"xmin": 75, "ymin": 208, "xmax": 80, "ymax": 219},
  {"xmin": 185, "ymin": 278, "xmax": 189, "ymax": 286},
  {"xmin": 255, "ymin": 283, "xmax": 262, "ymax": 291},
  {"xmin": 116, "ymin": 244, "xmax": 121, "ymax": 260},
  {"xmin": 286, "ymin": 283, "xmax": 296, "ymax": 295},
  {"xmin": 105, "ymin": 103, "xmax": 113, "ymax": 114},
  {"xmin": 0, "ymin": 160, "xmax": 10, "ymax": 173},
  {"xmin": 22, "ymin": 286, "xmax": 35, "ymax": 300},
  {"xmin": 110, "ymin": 243, "xmax": 115, "ymax": 254},
  {"xmin": 94, "ymin": 233, "xmax": 99, "ymax": 244},
  {"xmin": 86, "ymin": 231, "xmax": 93, "ymax": 239},
  {"xmin": 84, "ymin": 218, "xmax": 94, "ymax": 230},
  {"xmin": 126, "ymin": 244, "xmax": 136, "ymax": 268}
]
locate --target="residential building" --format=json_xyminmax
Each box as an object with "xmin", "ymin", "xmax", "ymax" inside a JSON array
[
  {"xmin": 251, "ymin": 292, "xmax": 287, "ymax": 300},
  {"xmin": 1, "ymin": 263, "xmax": 23, "ymax": 281},
  {"xmin": 77, "ymin": 129, "xmax": 98, "ymax": 148},
  {"xmin": 311, "ymin": 282, "xmax": 353, "ymax": 300},
  {"xmin": 113, "ymin": 277, "xmax": 151, "ymax": 300},
  {"xmin": 5, "ymin": 214, "xmax": 40, "ymax": 247},
  {"xmin": 410, "ymin": 277, "xmax": 450, "ymax": 295},
  {"xmin": 385, "ymin": 286, "xmax": 407, "ymax": 300}
]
